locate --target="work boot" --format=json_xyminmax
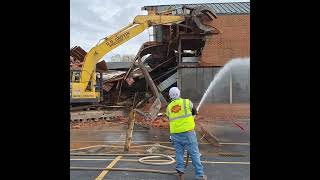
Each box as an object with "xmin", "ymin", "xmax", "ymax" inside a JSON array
[
  {"xmin": 177, "ymin": 171, "xmax": 184, "ymax": 180},
  {"xmin": 196, "ymin": 175, "xmax": 208, "ymax": 180}
]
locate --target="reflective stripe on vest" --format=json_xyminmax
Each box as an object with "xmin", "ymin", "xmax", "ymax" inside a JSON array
[{"xmin": 168, "ymin": 99, "xmax": 192, "ymax": 121}]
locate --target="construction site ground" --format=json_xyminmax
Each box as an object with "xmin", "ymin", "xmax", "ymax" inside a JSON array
[{"xmin": 70, "ymin": 117, "xmax": 250, "ymax": 180}]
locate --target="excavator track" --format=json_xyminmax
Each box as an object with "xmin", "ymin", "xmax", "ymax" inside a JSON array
[
  {"xmin": 70, "ymin": 109, "xmax": 124, "ymax": 122},
  {"xmin": 70, "ymin": 104, "xmax": 126, "ymax": 129},
  {"xmin": 70, "ymin": 104, "xmax": 124, "ymax": 112}
]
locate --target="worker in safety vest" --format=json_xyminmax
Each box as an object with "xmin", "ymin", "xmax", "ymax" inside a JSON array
[{"xmin": 166, "ymin": 87, "xmax": 207, "ymax": 180}]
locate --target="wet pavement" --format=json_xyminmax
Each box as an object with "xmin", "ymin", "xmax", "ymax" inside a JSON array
[{"xmin": 70, "ymin": 119, "xmax": 250, "ymax": 180}]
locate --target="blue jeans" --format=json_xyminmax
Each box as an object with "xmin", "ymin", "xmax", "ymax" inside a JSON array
[{"xmin": 171, "ymin": 131, "xmax": 204, "ymax": 178}]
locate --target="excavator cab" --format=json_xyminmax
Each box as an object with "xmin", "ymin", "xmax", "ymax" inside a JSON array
[
  {"xmin": 70, "ymin": 70, "xmax": 103, "ymax": 104},
  {"xmin": 70, "ymin": 70, "xmax": 80, "ymax": 83}
]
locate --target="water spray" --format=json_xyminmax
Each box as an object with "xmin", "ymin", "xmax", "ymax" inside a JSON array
[{"xmin": 196, "ymin": 58, "xmax": 249, "ymax": 131}]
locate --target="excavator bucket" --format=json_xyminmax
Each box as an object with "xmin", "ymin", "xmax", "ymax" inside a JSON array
[{"xmin": 185, "ymin": 5, "xmax": 219, "ymax": 34}]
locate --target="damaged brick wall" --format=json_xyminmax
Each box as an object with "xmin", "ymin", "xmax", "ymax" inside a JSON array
[{"xmin": 200, "ymin": 15, "xmax": 250, "ymax": 66}]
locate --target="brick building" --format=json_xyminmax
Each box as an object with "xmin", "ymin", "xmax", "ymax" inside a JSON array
[
  {"xmin": 142, "ymin": 2, "xmax": 250, "ymax": 120},
  {"xmin": 201, "ymin": 13, "xmax": 250, "ymax": 66},
  {"xmin": 142, "ymin": 2, "xmax": 250, "ymax": 67}
]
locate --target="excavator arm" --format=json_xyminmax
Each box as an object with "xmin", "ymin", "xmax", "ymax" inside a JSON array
[{"xmin": 80, "ymin": 15, "xmax": 185, "ymax": 91}]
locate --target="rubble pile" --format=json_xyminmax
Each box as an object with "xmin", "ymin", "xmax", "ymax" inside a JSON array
[
  {"xmin": 70, "ymin": 46, "xmax": 107, "ymax": 72},
  {"xmin": 135, "ymin": 113, "xmax": 169, "ymax": 129},
  {"xmin": 135, "ymin": 99, "xmax": 169, "ymax": 129},
  {"xmin": 70, "ymin": 56, "xmax": 83, "ymax": 70}
]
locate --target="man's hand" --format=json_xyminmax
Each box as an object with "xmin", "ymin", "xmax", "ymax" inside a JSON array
[{"xmin": 191, "ymin": 107, "xmax": 198, "ymax": 115}]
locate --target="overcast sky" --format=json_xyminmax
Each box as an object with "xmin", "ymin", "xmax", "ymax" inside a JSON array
[{"xmin": 70, "ymin": 0, "xmax": 249, "ymax": 61}]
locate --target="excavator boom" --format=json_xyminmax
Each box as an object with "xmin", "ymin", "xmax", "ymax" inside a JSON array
[{"xmin": 80, "ymin": 15, "xmax": 185, "ymax": 90}]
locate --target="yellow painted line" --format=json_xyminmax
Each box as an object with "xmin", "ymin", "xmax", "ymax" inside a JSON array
[
  {"xmin": 71, "ymin": 130, "xmax": 148, "ymax": 132},
  {"xmin": 95, "ymin": 156, "xmax": 122, "ymax": 180},
  {"xmin": 70, "ymin": 145, "xmax": 123, "ymax": 152},
  {"xmin": 71, "ymin": 158, "xmax": 250, "ymax": 165}
]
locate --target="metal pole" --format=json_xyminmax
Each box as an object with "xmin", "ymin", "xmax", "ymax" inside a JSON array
[
  {"xmin": 229, "ymin": 70, "xmax": 232, "ymax": 104},
  {"xmin": 178, "ymin": 38, "xmax": 181, "ymax": 64},
  {"xmin": 124, "ymin": 93, "xmax": 137, "ymax": 151}
]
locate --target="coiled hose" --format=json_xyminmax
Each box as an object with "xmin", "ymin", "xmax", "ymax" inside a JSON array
[{"xmin": 70, "ymin": 144, "xmax": 190, "ymax": 175}]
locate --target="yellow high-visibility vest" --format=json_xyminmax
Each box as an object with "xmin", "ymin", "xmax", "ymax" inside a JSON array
[{"xmin": 166, "ymin": 98, "xmax": 195, "ymax": 134}]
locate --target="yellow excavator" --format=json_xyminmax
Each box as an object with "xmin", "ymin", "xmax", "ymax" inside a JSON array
[{"xmin": 70, "ymin": 5, "xmax": 217, "ymax": 106}]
